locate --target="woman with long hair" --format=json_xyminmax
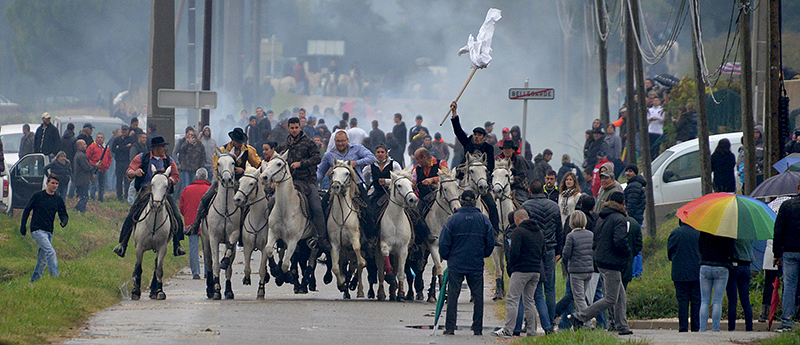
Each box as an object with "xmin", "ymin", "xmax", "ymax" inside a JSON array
[{"xmin": 558, "ymin": 172, "xmax": 582, "ymax": 226}]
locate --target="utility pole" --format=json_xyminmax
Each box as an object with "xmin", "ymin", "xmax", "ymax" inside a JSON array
[
  {"xmin": 691, "ymin": 0, "xmax": 713, "ymax": 195},
  {"xmin": 765, "ymin": 0, "xmax": 782, "ymax": 178},
  {"xmin": 187, "ymin": 0, "xmax": 197, "ymax": 128},
  {"xmin": 200, "ymin": 0, "xmax": 212, "ymax": 129},
  {"xmin": 147, "ymin": 0, "xmax": 175, "ymax": 147},
  {"xmin": 740, "ymin": 0, "xmax": 757, "ymax": 195},
  {"xmin": 597, "ymin": 0, "xmax": 609, "ymax": 126},
  {"xmin": 630, "ymin": 0, "xmax": 657, "ymax": 237},
  {"xmin": 624, "ymin": 0, "xmax": 637, "ymax": 166},
  {"xmin": 252, "ymin": 0, "xmax": 261, "ymax": 111}
]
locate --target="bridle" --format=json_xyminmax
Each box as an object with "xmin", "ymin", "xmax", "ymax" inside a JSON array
[
  {"xmin": 460, "ymin": 160, "xmax": 488, "ymax": 193},
  {"xmin": 492, "ymin": 165, "xmax": 514, "ymax": 201},
  {"xmin": 136, "ymin": 172, "xmax": 169, "ymax": 234},
  {"xmin": 389, "ymin": 175, "xmax": 415, "ymax": 208},
  {"xmin": 434, "ymin": 177, "xmax": 460, "ymax": 216},
  {"xmin": 235, "ymin": 173, "xmax": 265, "ymax": 208},
  {"xmin": 266, "ymin": 156, "xmax": 291, "ymax": 184},
  {"xmin": 329, "ymin": 165, "xmax": 358, "ymax": 240}
]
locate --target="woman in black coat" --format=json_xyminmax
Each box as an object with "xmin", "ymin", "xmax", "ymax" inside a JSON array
[{"xmin": 710, "ymin": 138, "xmax": 736, "ymax": 192}]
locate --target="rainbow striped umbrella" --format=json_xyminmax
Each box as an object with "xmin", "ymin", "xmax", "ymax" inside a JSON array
[{"xmin": 677, "ymin": 193, "xmax": 776, "ymax": 240}]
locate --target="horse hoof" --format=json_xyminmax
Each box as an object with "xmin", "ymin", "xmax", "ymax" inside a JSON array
[
  {"xmin": 243, "ymin": 276, "xmax": 251, "ymax": 285},
  {"xmin": 213, "ymin": 292, "xmax": 221, "ymax": 300},
  {"xmin": 397, "ymin": 295, "xmax": 406, "ymax": 303},
  {"xmin": 219, "ymin": 257, "xmax": 231, "ymax": 270},
  {"xmin": 368, "ymin": 289, "xmax": 375, "ymax": 299},
  {"xmin": 150, "ymin": 292, "xmax": 158, "ymax": 300},
  {"xmin": 349, "ymin": 278, "xmax": 358, "ymax": 291},
  {"xmin": 343, "ymin": 290, "xmax": 351, "ymax": 299},
  {"xmin": 416, "ymin": 293, "xmax": 425, "ymax": 301},
  {"xmin": 377, "ymin": 291, "xmax": 386, "ymax": 301},
  {"xmin": 131, "ymin": 293, "xmax": 140, "ymax": 301},
  {"xmin": 257, "ymin": 288, "xmax": 265, "ymax": 300},
  {"xmin": 308, "ymin": 277, "xmax": 317, "ymax": 292},
  {"xmin": 275, "ymin": 274, "xmax": 285, "ymax": 286},
  {"xmin": 492, "ymin": 291, "xmax": 504, "ymax": 301},
  {"xmin": 157, "ymin": 292, "xmax": 166, "ymax": 300},
  {"xmin": 324, "ymin": 271, "xmax": 333, "ymax": 285},
  {"xmin": 225, "ymin": 291, "xmax": 234, "ymax": 300},
  {"xmin": 338, "ymin": 284, "xmax": 347, "ymax": 293}
]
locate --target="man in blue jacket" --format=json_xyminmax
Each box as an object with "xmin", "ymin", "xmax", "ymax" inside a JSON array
[{"xmin": 439, "ymin": 190, "xmax": 495, "ymax": 336}]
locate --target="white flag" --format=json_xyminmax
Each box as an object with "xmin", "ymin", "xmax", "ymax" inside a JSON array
[{"xmin": 458, "ymin": 8, "xmax": 502, "ymax": 69}]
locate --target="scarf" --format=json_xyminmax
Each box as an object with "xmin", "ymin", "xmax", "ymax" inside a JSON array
[{"xmin": 560, "ymin": 188, "xmax": 576, "ymax": 215}]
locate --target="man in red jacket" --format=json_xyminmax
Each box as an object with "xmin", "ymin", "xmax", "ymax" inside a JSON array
[
  {"xmin": 180, "ymin": 168, "xmax": 211, "ymax": 279},
  {"xmin": 86, "ymin": 133, "xmax": 112, "ymax": 202}
]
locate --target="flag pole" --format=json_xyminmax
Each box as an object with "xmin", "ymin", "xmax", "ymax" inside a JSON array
[{"xmin": 440, "ymin": 66, "xmax": 479, "ymax": 126}]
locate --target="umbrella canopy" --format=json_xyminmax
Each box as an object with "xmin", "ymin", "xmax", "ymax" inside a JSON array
[
  {"xmin": 773, "ymin": 153, "xmax": 800, "ymax": 174},
  {"xmin": 677, "ymin": 193, "xmax": 776, "ymax": 240},
  {"xmin": 750, "ymin": 172, "xmax": 800, "ymax": 198}
]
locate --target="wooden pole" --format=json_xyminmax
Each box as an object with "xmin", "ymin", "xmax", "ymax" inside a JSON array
[
  {"xmin": 691, "ymin": 2, "xmax": 713, "ymax": 195},
  {"xmin": 624, "ymin": 0, "xmax": 636, "ymax": 166},
  {"xmin": 741, "ymin": 0, "xmax": 757, "ymax": 195},
  {"xmin": 765, "ymin": 0, "xmax": 782, "ymax": 179},
  {"xmin": 440, "ymin": 66, "xmax": 479, "ymax": 126},
  {"xmin": 597, "ymin": 0, "xmax": 610, "ymax": 126},
  {"xmin": 200, "ymin": 0, "xmax": 212, "ymax": 129}
]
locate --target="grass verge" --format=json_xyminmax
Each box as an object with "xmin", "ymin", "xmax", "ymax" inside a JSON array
[
  {"xmin": 0, "ymin": 198, "xmax": 186, "ymax": 344},
  {"xmin": 512, "ymin": 329, "xmax": 648, "ymax": 345},
  {"xmin": 755, "ymin": 328, "xmax": 800, "ymax": 344}
]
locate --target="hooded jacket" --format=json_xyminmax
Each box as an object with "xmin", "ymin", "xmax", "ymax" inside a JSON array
[
  {"xmin": 60, "ymin": 129, "xmax": 77, "ymax": 161},
  {"xmin": 508, "ymin": 219, "xmax": 546, "ymax": 274},
  {"xmin": 773, "ymin": 196, "xmax": 800, "ymax": 258},
  {"xmin": 592, "ymin": 201, "xmax": 630, "ymax": 271},
  {"xmin": 532, "ymin": 153, "xmax": 553, "ymax": 183},
  {"xmin": 624, "ymin": 174, "xmax": 647, "ymax": 224},
  {"xmin": 595, "ymin": 177, "xmax": 623, "ymax": 213}
]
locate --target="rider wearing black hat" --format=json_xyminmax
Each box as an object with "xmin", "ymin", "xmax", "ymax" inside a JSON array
[
  {"xmin": 186, "ymin": 127, "xmax": 261, "ymax": 236},
  {"xmin": 496, "ymin": 139, "xmax": 530, "ymax": 202},
  {"xmin": 113, "ymin": 136, "xmax": 186, "ymax": 257}
]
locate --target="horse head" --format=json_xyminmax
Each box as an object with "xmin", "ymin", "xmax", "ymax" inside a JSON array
[
  {"xmin": 149, "ymin": 164, "xmax": 171, "ymax": 209},
  {"xmin": 234, "ymin": 165, "xmax": 263, "ymax": 207},
  {"xmin": 215, "ymin": 147, "xmax": 236, "ymax": 188},
  {"xmin": 390, "ymin": 170, "xmax": 418, "ymax": 209},
  {"xmin": 329, "ymin": 159, "xmax": 355, "ymax": 196},
  {"xmin": 437, "ymin": 168, "xmax": 461, "ymax": 213},
  {"xmin": 492, "ymin": 158, "xmax": 514, "ymax": 196},
  {"xmin": 465, "ymin": 152, "xmax": 490, "ymax": 196},
  {"xmin": 261, "ymin": 149, "xmax": 290, "ymax": 186}
]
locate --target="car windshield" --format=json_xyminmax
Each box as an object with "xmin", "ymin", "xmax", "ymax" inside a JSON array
[
  {"xmin": 651, "ymin": 150, "xmax": 674, "ymax": 175},
  {"xmin": 1, "ymin": 133, "xmax": 23, "ymax": 152}
]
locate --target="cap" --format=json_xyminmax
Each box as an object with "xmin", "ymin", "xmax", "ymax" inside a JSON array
[
  {"xmin": 415, "ymin": 114, "xmax": 423, "ymax": 120},
  {"xmin": 41, "ymin": 112, "xmax": 51, "ymax": 119},
  {"xmin": 484, "ymin": 121, "xmax": 495, "ymax": 127},
  {"xmin": 601, "ymin": 170, "xmax": 614, "ymax": 178},
  {"xmin": 472, "ymin": 127, "xmax": 487, "ymax": 135},
  {"xmin": 83, "ymin": 123, "xmax": 94, "ymax": 129},
  {"xmin": 460, "ymin": 190, "xmax": 477, "ymax": 202},
  {"xmin": 502, "ymin": 127, "xmax": 510, "ymax": 133},
  {"xmin": 121, "ymin": 125, "xmax": 129, "ymax": 130}
]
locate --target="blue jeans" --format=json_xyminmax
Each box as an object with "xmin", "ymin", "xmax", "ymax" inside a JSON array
[
  {"xmin": 30, "ymin": 230, "xmax": 58, "ymax": 282},
  {"xmin": 90, "ymin": 170, "xmax": 106, "ymax": 201},
  {"xmin": 543, "ymin": 249, "xmax": 556, "ymax": 324},
  {"xmin": 782, "ymin": 252, "xmax": 800, "ymax": 328},
  {"xmin": 179, "ymin": 170, "xmax": 194, "ymax": 195},
  {"xmin": 699, "ymin": 265, "xmax": 729, "ymax": 332},
  {"xmin": 528, "ymin": 280, "xmax": 552, "ymax": 331},
  {"xmin": 189, "ymin": 234, "xmax": 201, "ymax": 275}
]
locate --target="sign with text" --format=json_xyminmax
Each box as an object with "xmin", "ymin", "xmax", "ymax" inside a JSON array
[
  {"xmin": 508, "ymin": 88, "xmax": 555, "ymax": 100},
  {"xmin": 157, "ymin": 89, "xmax": 217, "ymax": 109}
]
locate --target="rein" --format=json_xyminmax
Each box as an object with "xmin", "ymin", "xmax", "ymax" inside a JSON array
[
  {"xmin": 267, "ymin": 156, "xmax": 291, "ymax": 184},
  {"xmin": 235, "ymin": 173, "xmax": 266, "ymax": 208},
  {"xmin": 492, "ymin": 166, "xmax": 514, "ymax": 201},
  {"xmin": 434, "ymin": 178, "xmax": 460, "ymax": 216},
  {"xmin": 389, "ymin": 175, "xmax": 415, "ymax": 209}
]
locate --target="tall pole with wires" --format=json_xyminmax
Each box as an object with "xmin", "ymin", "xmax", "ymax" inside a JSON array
[
  {"xmin": 596, "ymin": 0, "xmax": 610, "ymax": 126},
  {"xmin": 624, "ymin": 0, "xmax": 636, "ymax": 166},
  {"xmin": 690, "ymin": 0, "xmax": 713, "ymax": 195},
  {"xmin": 765, "ymin": 0, "xmax": 782, "ymax": 179},
  {"xmin": 740, "ymin": 0, "xmax": 757, "ymax": 195}
]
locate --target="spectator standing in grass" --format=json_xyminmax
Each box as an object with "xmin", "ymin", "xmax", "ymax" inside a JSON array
[
  {"xmin": 45, "ymin": 151, "xmax": 72, "ymax": 198},
  {"xmin": 20, "ymin": 174, "xmax": 68, "ymax": 283},
  {"xmin": 19, "ymin": 124, "xmax": 35, "ymax": 157},
  {"xmin": 72, "ymin": 139, "xmax": 95, "ymax": 212},
  {"xmin": 562, "ymin": 211, "xmax": 593, "ymax": 316}
]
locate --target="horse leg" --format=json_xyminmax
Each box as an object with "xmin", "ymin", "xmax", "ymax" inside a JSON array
[
  {"xmin": 156, "ymin": 244, "xmax": 168, "ymax": 300},
  {"xmin": 242, "ymin": 237, "xmax": 253, "ymax": 286},
  {"xmin": 415, "ymin": 255, "xmax": 426, "ymax": 301},
  {"xmin": 149, "ymin": 256, "xmax": 159, "ymax": 300},
  {"xmin": 257, "ymin": 242, "xmax": 269, "ymax": 299},
  {"xmin": 224, "ymin": 248, "xmax": 236, "ymax": 300},
  {"xmin": 396, "ymin": 247, "xmax": 409, "ymax": 303},
  {"xmin": 282, "ymin": 239, "xmax": 299, "ymax": 273},
  {"xmin": 131, "ymin": 252, "xmax": 143, "ymax": 301},
  {"xmin": 428, "ymin": 245, "xmax": 442, "ymax": 302},
  {"xmin": 492, "ymin": 247, "xmax": 505, "ymax": 301},
  {"xmin": 376, "ymin": 249, "xmax": 386, "ymax": 301},
  {"xmin": 404, "ymin": 262, "xmax": 414, "ymax": 301},
  {"xmin": 202, "ymin": 233, "xmax": 214, "ymax": 298},
  {"xmin": 341, "ymin": 261, "xmax": 352, "ymax": 299},
  {"xmin": 356, "ymin": 257, "xmax": 365, "ymax": 298},
  {"xmin": 211, "ymin": 238, "xmax": 222, "ymax": 300},
  {"xmin": 330, "ymin": 244, "xmax": 345, "ymax": 292}
]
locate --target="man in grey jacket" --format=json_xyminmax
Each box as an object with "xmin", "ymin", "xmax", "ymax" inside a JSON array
[{"xmin": 72, "ymin": 139, "xmax": 95, "ymax": 212}]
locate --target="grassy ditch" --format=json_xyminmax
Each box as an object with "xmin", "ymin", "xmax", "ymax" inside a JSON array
[
  {"xmin": 0, "ymin": 199, "xmax": 186, "ymax": 344},
  {"xmin": 513, "ymin": 329, "xmax": 648, "ymax": 345}
]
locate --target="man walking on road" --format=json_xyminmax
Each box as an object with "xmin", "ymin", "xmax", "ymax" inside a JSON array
[
  {"xmin": 439, "ymin": 190, "xmax": 495, "ymax": 336},
  {"xmin": 180, "ymin": 168, "xmax": 211, "ymax": 280},
  {"xmin": 21, "ymin": 174, "xmax": 68, "ymax": 283}
]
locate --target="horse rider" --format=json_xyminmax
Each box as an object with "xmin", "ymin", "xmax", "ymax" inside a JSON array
[
  {"xmin": 362, "ymin": 144, "xmax": 401, "ymax": 291},
  {"xmin": 449, "ymin": 101, "xmax": 501, "ymax": 237},
  {"xmin": 186, "ymin": 127, "xmax": 261, "ymax": 235},
  {"xmin": 113, "ymin": 136, "xmax": 185, "ymax": 257},
  {"xmin": 411, "ymin": 147, "xmax": 447, "ymax": 244},
  {"xmin": 275, "ymin": 117, "xmax": 328, "ymax": 251},
  {"xmin": 496, "ymin": 139, "xmax": 530, "ymax": 203},
  {"xmin": 317, "ymin": 130, "xmax": 377, "ymax": 241}
]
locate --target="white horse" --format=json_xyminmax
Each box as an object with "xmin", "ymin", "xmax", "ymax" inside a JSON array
[
  {"xmin": 130, "ymin": 165, "xmax": 173, "ymax": 301},
  {"xmin": 376, "ymin": 170, "xmax": 419, "ymax": 301},
  {"xmin": 422, "ymin": 168, "xmax": 461, "ymax": 302},
  {"xmin": 491, "ymin": 158, "xmax": 517, "ymax": 301},
  {"xmin": 328, "ymin": 160, "xmax": 367, "ymax": 299},
  {"xmin": 260, "ymin": 150, "xmax": 316, "ymax": 291},
  {"xmin": 201, "ymin": 148, "xmax": 242, "ymax": 300},
  {"xmin": 233, "ymin": 165, "xmax": 271, "ymax": 300}
]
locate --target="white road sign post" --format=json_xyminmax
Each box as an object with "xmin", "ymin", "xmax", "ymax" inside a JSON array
[
  {"xmin": 509, "ymin": 83, "xmax": 555, "ymax": 159},
  {"xmin": 157, "ymin": 89, "xmax": 218, "ymax": 110}
]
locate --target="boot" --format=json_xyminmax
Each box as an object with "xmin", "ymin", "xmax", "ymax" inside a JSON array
[
  {"xmin": 173, "ymin": 233, "xmax": 186, "ymax": 256},
  {"xmin": 493, "ymin": 277, "xmax": 504, "ymax": 301},
  {"xmin": 758, "ymin": 305, "xmax": 768, "ymax": 323}
]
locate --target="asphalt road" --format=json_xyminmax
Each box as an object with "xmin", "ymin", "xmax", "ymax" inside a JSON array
[{"xmin": 65, "ymin": 249, "xmax": 501, "ymax": 345}]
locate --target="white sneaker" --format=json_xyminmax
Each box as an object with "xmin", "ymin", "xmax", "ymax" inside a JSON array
[{"xmin": 492, "ymin": 329, "xmax": 511, "ymax": 338}]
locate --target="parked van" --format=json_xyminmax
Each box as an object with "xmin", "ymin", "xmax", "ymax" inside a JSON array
[{"xmin": 650, "ymin": 132, "xmax": 743, "ymax": 205}]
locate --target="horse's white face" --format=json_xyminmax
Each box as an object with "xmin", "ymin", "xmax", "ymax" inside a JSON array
[
  {"xmin": 391, "ymin": 172, "xmax": 418, "ymax": 209},
  {"xmin": 329, "ymin": 160, "xmax": 351, "ymax": 196},
  {"xmin": 465, "ymin": 154, "xmax": 490, "ymax": 196},
  {"xmin": 234, "ymin": 166, "xmax": 262, "ymax": 207},
  {"xmin": 150, "ymin": 165, "xmax": 171, "ymax": 208},
  {"xmin": 492, "ymin": 161, "xmax": 514, "ymax": 196},
  {"xmin": 215, "ymin": 148, "xmax": 236, "ymax": 188},
  {"xmin": 438, "ymin": 170, "xmax": 461, "ymax": 213},
  {"xmin": 261, "ymin": 150, "xmax": 289, "ymax": 185}
]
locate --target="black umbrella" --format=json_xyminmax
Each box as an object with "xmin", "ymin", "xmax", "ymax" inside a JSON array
[{"xmin": 750, "ymin": 171, "xmax": 800, "ymax": 198}]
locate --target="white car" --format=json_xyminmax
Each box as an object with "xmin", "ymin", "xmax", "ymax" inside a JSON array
[{"xmin": 0, "ymin": 123, "xmax": 40, "ymax": 213}]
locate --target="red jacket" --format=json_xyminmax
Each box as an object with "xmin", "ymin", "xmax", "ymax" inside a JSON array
[
  {"xmin": 180, "ymin": 179, "xmax": 211, "ymax": 230},
  {"xmin": 86, "ymin": 142, "xmax": 112, "ymax": 172}
]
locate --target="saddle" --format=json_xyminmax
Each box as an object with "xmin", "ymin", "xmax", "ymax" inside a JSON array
[{"xmin": 131, "ymin": 190, "xmax": 179, "ymax": 236}]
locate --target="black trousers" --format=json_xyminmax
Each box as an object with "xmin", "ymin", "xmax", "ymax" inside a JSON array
[
  {"xmin": 674, "ymin": 281, "xmax": 701, "ymax": 332},
  {"xmin": 446, "ymin": 270, "xmax": 484, "ymax": 334},
  {"xmin": 115, "ymin": 162, "xmax": 129, "ymax": 200},
  {"xmin": 727, "ymin": 265, "xmax": 753, "ymax": 331}
]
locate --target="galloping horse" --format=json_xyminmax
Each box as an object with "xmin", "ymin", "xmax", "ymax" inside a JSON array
[
  {"xmin": 422, "ymin": 168, "xmax": 461, "ymax": 302},
  {"xmin": 376, "ymin": 170, "xmax": 419, "ymax": 301},
  {"xmin": 491, "ymin": 158, "xmax": 517, "ymax": 301},
  {"xmin": 260, "ymin": 150, "xmax": 315, "ymax": 293},
  {"xmin": 130, "ymin": 165, "xmax": 173, "ymax": 300},
  {"xmin": 327, "ymin": 160, "xmax": 367, "ymax": 299},
  {"xmin": 201, "ymin": 148, "xmax": 242, "ymax": 300},
  {"xmin": 233, "ymin": 165, "xmax": 271, "ymax": 299}
]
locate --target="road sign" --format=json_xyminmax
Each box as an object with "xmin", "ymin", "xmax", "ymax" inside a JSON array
[
  {"xmin": 508, "ymin": 88, "xmax": 555, "ymax": 100},
  {"xmin": 157, "ymin": 89, "xmax": 217, "ymax": 109}
]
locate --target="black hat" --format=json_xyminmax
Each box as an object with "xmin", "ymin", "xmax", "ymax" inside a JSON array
[
  {"xmin": 484, "ymin": 121, "xmax": 495, "ymax": 127},
  {"xmin": 460, "ymin": 190, "xmax": 477, "ymax": 203},
  {"xmin": 150, "ymin": 136, "xmax": 168, "ymax": 147},
  {"xmin": 625, "ymin": 164, "xmax": 639, "ymax": 175},
  {"xmin": 472, "ymin": 127, "xmax": 487, "ymax": 135},
  {"xmin": 83, "ymin": 123, "xmax": 94, "ymax": 129},
  {"xmin": 228, "ymin": 127, "xmax": 248, "ymax": 143},
  {"xmin": 502, "ymin": 139, "xmax": 518, "ymax": 149}
]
